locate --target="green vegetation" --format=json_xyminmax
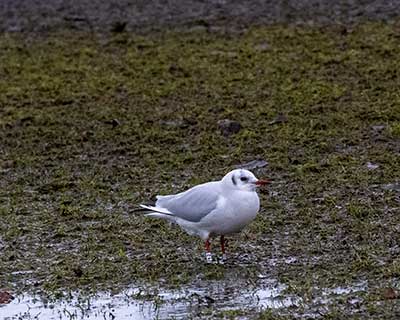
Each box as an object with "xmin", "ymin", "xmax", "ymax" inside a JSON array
[{"xmin": 0, "ymin": 22, "xmax": 399, "ymax": 318}]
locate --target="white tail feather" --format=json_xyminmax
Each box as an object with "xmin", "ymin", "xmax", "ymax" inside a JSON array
[{"xmin": 140, "ymin": 204, "xmax": 174, "ymax": 217}]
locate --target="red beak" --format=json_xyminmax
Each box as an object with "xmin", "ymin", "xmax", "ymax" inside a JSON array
[{"xmin": 255, "ymin": 179, "xmax": 270, "ymax": 186}]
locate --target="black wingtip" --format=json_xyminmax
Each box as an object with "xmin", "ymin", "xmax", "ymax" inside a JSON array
[
  {"xmin": 129, "ymin": 205, "xmax": 153, "ymax": 214},
  {"xmin": 129, "ymin": 198, "xmax": 157, "ymax": 214}
]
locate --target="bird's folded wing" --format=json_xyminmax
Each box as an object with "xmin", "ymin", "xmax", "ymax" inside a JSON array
[{"xmin": 155, "ymin": 182, "xmax": 221, "ymax": 223}]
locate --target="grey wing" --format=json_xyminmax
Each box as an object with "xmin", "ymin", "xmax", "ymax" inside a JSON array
[{"xmin": 155, "ymin": 182, "xmax": 221, "ymax": 222}]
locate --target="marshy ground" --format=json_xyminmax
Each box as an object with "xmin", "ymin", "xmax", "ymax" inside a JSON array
[{"xmin": 1, "ymin": 1, "xmax": 400, "ymax": 319}]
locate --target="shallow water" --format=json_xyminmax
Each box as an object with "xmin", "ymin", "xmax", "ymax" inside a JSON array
[
  {"xmin": 1, "ymin": 278, "xmax": 369, "ymax": 320},
  {"xmin": 2, "ymin": 278, "xmax": 297, "ymax": 319}
]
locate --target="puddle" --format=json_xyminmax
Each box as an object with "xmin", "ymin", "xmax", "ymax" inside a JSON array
[
  {"xmin": 329, "ymin": 281, "xmax": 367, "ymax": 295},
  {"xmin": 1, "ymin": 280, "xmax": 368, "ymax": 319},
  {"xmin": 1, "ymin": 279, "xmax": 295, "ymax": 320},
  {"xmin": 313, "ymin": 281, "xmax": 367, "ymax": 308}
]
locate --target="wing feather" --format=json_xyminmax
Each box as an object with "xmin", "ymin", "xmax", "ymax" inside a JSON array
[{"xmin": 155, "ymin": 181, "xmax": 221, "ymax": 222}]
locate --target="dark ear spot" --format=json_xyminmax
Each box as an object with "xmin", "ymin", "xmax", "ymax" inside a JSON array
[{"xmin": 231, "ymin": 175, "xmax": 237, "ymax": 186}]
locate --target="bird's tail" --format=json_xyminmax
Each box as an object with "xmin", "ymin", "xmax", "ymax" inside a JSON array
[{"xmin": 135, "ymin": 204, "xmax": 175, "ymax": 219}]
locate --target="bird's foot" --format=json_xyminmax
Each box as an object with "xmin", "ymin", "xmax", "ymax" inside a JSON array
[
  {"xmin": 218, "ymin": 254, "xmax": 227, "ymax": 265},
  {"xmin": 205, "ymin": 252, "xmax": 213, "ymax": 264},
  {"xmin": 205, "ymin": 253, "xmax": 227, "ymax": 264}
]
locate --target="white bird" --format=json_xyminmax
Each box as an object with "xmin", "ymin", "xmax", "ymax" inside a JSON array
[{"xmin": 139, "ymin": 169, "xmax": 269, "ymax": 263}]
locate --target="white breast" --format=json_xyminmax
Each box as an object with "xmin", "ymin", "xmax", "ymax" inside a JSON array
[{"xmin": 199, "ymin": 190, "xmax": 260, "ymax": 236}]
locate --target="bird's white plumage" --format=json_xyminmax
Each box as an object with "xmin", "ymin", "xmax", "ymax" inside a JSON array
[{"xmin": 141, "ymin": 169, "xmax": 263, "ymax": 241}]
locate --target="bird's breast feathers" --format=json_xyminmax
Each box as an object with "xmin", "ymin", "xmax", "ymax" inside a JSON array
[{"xmin": 225, "ymin": 190, "xmax": 259, "ymax": 214}]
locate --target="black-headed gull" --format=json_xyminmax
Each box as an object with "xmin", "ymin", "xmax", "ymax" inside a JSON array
[{"xmin": 140, "ymin": 169, "xmax": 269, "ymax": 263}]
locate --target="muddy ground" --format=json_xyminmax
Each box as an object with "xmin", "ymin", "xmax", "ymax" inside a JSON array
[
  {"xmin": 1, "ymin": 1, "xmax": 400, "ymax": 319},
  {"xmin": 2, "ymin": 0, "xmax": 400, "ymax": 33}
]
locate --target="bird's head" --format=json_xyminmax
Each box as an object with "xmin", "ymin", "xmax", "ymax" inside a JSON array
[{"xmin": 222, "ymin": 169, "xmax": 269, "ymax": 192}]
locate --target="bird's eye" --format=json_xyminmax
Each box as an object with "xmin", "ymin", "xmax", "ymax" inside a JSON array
[{"xmin": 240, "ymin": 176, "xmax": 248, "ymax": 182}]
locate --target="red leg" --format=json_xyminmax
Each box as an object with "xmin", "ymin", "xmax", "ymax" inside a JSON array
[
  {"xmin": 205, "ymin": 239, "xmax": 212, "ymax": 263},
  {"xmin": 220, "ymin": 235, "xmax": 227, "ymax": 263},
  {"xmin": 205, "ymin": 239, "xmax": 211, "ymax": 252},
  {"xmin": 220, "ymin": 235, "xmax": 225, "ymax": 254}
]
